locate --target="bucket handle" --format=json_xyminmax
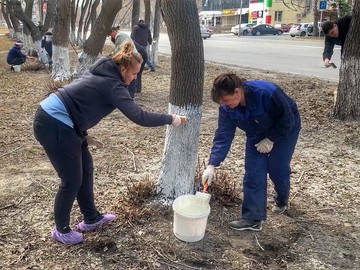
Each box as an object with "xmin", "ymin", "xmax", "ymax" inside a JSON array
[{"xmin": 203, "ymin": 182, "xmax": 208, "ymax": 193}]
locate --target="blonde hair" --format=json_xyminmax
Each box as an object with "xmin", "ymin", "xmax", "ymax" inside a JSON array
[{"xmin": 112, "ymin": 40, "xmax": 143, "ymax": 70}]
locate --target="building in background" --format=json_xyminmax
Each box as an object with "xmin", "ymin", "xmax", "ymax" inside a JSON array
[{"xmin": 198, "ymin": 0, "xmax": 340, "ymax": 30}]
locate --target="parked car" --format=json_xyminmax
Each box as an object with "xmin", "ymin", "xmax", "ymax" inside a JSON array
[
  {"xmin": 251, "ymin": 24, "xmax": 283, "ymax": 36},
  {"xmin": 289, "ymin": 23, "xmax": 309, "ymax": 37},
  {"xmin": 307, "ymin": 22, "xmax": 324, "ymax": 36},
  {"xmin": 230, "ymin": 23, "xmax": 254, "ymax": 36},
  {"xmin": 200, "ymin": 25, "xmax": 213, "ymax": 39},
  {"xmin": 274, "ymin": 23, "xmax": 290, "ymax": 32}
]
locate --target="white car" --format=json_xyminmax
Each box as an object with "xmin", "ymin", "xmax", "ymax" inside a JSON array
[
  {"xmin": 200, "ymin": 25, "xmax": 213, "ymax": 39},
  {"xmin": 230, "ymin": 23, "xmax": 254, "ymax": 36},
  {"xmin": 289, "ymin": 23, "xmax": 309, "ymax": 37}
]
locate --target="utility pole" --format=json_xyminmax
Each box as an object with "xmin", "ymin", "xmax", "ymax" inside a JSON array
[{"xmin": 238, "ymin": 0, "xmax": 243, "ymax": 37}]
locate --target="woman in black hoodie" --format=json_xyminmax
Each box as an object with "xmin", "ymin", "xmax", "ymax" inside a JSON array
[{"xmin": 33, "ymin": 40, "xmax": 185, "ymax": 245}]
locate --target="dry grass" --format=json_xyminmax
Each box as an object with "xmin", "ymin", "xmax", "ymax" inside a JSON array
[{"xmin": 0, "ymin": 34, "xmax": 360, "ymax": 269}]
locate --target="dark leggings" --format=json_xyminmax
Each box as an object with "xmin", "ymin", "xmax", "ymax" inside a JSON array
[{"xmin": 33, "ymin": 107, "xmax": 99, "ymax": 233}]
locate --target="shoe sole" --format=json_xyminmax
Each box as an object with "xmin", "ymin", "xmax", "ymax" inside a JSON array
[
  {"xmin": 272, "ymin": 206, "xmax": 287, "ymax": 214},
  {"xmin": 229, "ymin": 225, "xmax": 262, "ymax": 231}
]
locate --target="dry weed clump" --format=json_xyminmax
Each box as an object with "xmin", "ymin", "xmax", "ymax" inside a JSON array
[
  {"xmin": 194, "ymin": 157, "xmax": 241, "ymax": 207},
  {"xmin": 112, "ymin": 176, "xmax": 159, "ymax": 224}
]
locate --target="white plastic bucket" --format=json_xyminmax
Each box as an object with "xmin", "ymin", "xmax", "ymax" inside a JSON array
[
  {"xmin": 172, "ymin": 194, "xmax": 210, "ymax": 242},
  {"xmin": 13, "ymin": 65, "xmax": 21, "ymax": 72}
]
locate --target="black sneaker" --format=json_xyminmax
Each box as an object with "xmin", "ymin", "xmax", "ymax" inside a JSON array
[
  {"xmin": 229, "ymin": 219, "xmax": 262, "ymax": 231},
  {"xmin": 10, "ymin": 66, "xmax": 14, "ymax": 71},
  {"xmin": 272, "ymin": 204, "xmax": 287, "ymax": 214}
]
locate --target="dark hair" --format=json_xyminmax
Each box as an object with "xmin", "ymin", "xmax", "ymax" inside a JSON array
[
  {"xmin": 110, "ymin": 26, "xmax": 120, "ymax": 34},
  {"xmin": 211, "ymin": 73, "xmax": 246, "ymax": 103},
  {"xmin": 322, "ymin": 21, "xmax": 335, "ymax": 35}
]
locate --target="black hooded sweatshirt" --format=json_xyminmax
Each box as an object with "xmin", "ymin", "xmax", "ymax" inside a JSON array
[
  {"xmin": 131, "ymin": 22, "xmax": 153, "ymax": 47},
  {"xmin": 56, "ymin": 57, "xmax": 172, "ymax": 132},
  {"xmin": 323, "ymin": 15, "xmax": 352, "ymax": 60}
]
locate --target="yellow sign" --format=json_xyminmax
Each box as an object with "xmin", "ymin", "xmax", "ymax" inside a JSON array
[{"xmin": 222, "ymin": 9, "xmax": 237, "ymax": 15}]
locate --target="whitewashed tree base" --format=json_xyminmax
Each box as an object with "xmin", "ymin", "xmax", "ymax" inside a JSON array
[{"xmin": 157, "ymin": 104, "xmax": 202, "ymax": 199}]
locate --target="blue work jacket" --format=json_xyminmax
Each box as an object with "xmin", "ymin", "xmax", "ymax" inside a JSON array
[{"xmin": 209, "ymin": 80, "xmax": 300, "ymax": 166}]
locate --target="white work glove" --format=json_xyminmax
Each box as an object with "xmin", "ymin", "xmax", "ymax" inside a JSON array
[
  {"xmin": 255, "ymin": 138, "xmax": 274, "ymax": 154},
  {"xmin": 172, "ymin": 115, "xmax": 186, "ymax": 127},
  {"xmin": 202, "ymin": 165, "xmax": 215, "ymax": 186},
  {"xmin": 324, "ymin": 58, "xmax": 332, "ymax": 68},
  {"xmin": 86, "ymin": 136, "xmax": 104, "ymax": 149}
]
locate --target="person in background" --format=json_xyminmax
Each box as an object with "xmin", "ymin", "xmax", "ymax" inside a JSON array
[
  {"xmin": 202, "ymin": 73, "xmax": 301, "ymax": 231},
  {"xmin": 109, "ymin": 26, "xmax": 147, "ymax": 96},
  {"xmin": 7, "ymin": 40, "xmax": 35, "ymax": 71},
  {"xmin": 322, "ymin": 15, "xmax": 352, "ymax": 68},
  {"xmin": 40, "ymin": 30, "xmax": 53, "ymax": 65},
  {"xmin": 33, "ymin": 40, "xmax": 186, "ymax": 245},
  {"xmin": 131, "ymin": 19, "xmax": 156, "ymax": 72}
]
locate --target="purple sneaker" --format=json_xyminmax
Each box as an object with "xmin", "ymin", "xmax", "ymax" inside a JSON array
[
  {"xmin": 77, "ymin": 213, "xmax": 116, "ymax": 232},
  {"xmin": 51, "ymin": 227, "xmax": 83, "ymax": 245}
]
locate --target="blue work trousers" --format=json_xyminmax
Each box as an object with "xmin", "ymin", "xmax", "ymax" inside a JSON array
[{"xmin": 241, "ymin": 122, "xmax": 300, "ymax": 221}]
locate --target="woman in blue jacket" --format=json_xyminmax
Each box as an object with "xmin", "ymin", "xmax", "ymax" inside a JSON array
[
  {"xmin": 33, "ymin": 40, "xmax": 185, "ymax": 245},
  {"xmin": 202, "ymin": 73, "xmax": 301, "ymax": 231}
]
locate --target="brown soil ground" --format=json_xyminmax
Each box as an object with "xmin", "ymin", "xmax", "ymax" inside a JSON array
[{"xmin": 0, "ymin": 35, "xmax": 359, "ymax": 270}]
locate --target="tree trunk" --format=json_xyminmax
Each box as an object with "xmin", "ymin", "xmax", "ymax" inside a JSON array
[
  {"xmin": 333, "ymin": 2, "xmax": 360, "ymax": 120},
  {"xmin": 1, "ymin": 1, "xmax": 14, "ymax": 36},
  {"xmin": 83, "ymin": 0, "xmax": 99, "ymax": 41},
  {"xmin": 52, "ymin": 0, "xmax": 71, "ymax": 81},
  {"xmin": 76, "ymin": 0, "xmax": 90, "ymax": 46},
  {"xmin": 144, "ymin": 0, "xmax": 151, "ymax": 26},
  {"xmin": 313, "ymin": 0, "xmax": 319, "ymax": 37},
  {"xmin": 150, "ymin": 0, "xmax": 161, "ymax": 66},
  {"xmin": 157, "ymin": 0, "xmax": 204, "ymax": 199},
  {"xmin": 69, "ymin": 0, "xmax": 77, "ymax": 44},
  {"xmin": 76, "ymin": 0, "xmax": 122, "ymax": 75},
  {"xmin": 42, "ymin": 0, "xmax": 55, "ymax": 35},
  {"xmin": 10, "ymin": 0, "xmax": 41, "ymax": 49},
  {"xmin": 131, "ymin": 0, "xmax": 140, "ymax": 29}
]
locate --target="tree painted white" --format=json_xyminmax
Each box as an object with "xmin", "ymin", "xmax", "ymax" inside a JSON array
[
  {"xmin": 334, "ymin": 56, "xmax": 360, "ymax": 117},
  {"xmin": 157, "ymin": 104, "xmax": 202, "ymax": 199},
  {"xmin": 150, "ymin": 39, "xmax": 158, "ymax": 66},
  {"xmin": 76, "ymin": 52, "xmax": 99, "ymax": 76},
  {"xmin": 51, "ymin": 45, "xmax": 70, "ymax": 81}
]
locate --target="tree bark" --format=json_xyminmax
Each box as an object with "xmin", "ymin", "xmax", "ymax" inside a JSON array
[
  {"xmin": 76, "ymin": 0, "xmax": 122, "ymax": 75},
  {"xmin": 10, "ymin": 0, "xmax": 41, "ymax": 49},
  {"xmin": 82, "ymin": 0, "xmax": 99, "ymax": 41},
  {"xmin": 52, "ymin": 0, "xmax": 71, "ymax": 81},
  {"xmin": 69, "ymin": 0, "xmax": 77, "ymax": 44},
  {"xmin": 144, "ymin": 0, "xmax": 151, "ymax": 26},
  {"xmin": 157, "ymin": 0, "xmax": 204, "ymax": 199},
  {"xmin": 313, "ymin": 0, "xmax": 319, "ymax": 37},
  {"xmin": 150, "ymin": 0, "xmax": 161, "ymax": 66},
  {"xmin": 76, "ymin": 0, "xmax": 90, "ymax": 46},
  {"xmin": 333, "ymin": 2, "xmax": 360, "ymax": 120},
  {"xmin": 131, "ymin": 0, "xmax": 140, "ymax": 29},
  {"xmin": 42, "ymin": 0, "xmax": 55, "ymax": 35},
  {"xmin": 1, "ymin": 1, "xmax": 13, "ymax": 35}
]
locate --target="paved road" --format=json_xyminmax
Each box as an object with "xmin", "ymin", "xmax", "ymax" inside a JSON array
[{"xmin": 157, "ymin": 33, "xmax": 340, "ymax": 82}]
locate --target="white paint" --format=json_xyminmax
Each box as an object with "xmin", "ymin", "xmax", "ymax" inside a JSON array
[
  {"xmin": 52, "ymin": 45, "xmax": 71, "ymax": 81},
  {"xmin": 157, "ymin": 104, "xmax": 202, "ymax": 199},
  {"xmin": 76, "ymin": 52, "xmax": 99, "ymax": 76}
]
